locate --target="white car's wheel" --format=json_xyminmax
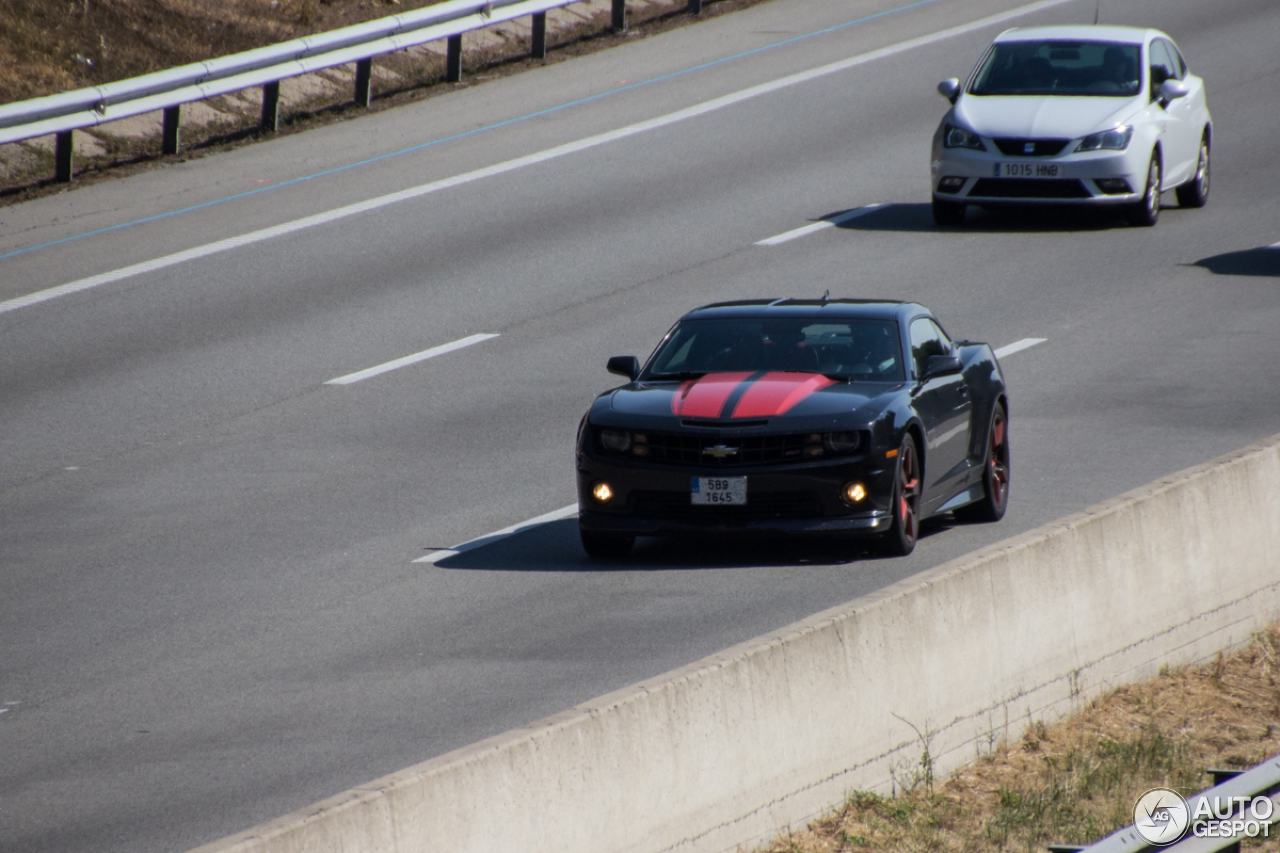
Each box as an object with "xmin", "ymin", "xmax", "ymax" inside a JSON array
[
  {"xmin": 1129, "ymin": 154, "xmax": 1161, "ymax": 227},
  {"xmin": 1176, "ymin": 135, "xmax": 1210, "ymax": 208}
]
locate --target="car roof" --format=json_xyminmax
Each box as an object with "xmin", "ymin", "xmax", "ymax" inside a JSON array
[
  {"xmin": 994, "ymin": 24, "xmax": 1164, "ymax": 45},
  {"xmin": 679, "ymin": 298, "xmax": 916, "ymax": 323}
]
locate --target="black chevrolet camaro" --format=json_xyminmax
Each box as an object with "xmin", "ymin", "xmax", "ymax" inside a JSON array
[{"xmin": 575, "ymin": 298, "xmax": 1010, "ymax": 558}]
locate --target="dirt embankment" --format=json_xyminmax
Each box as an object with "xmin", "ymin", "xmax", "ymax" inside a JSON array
[
  {"xmin": 0, "ymin": 0, "xmax": 451, "ymax": 104},
  {"xmin": 768, "ymin": 627, "xmax": 1280, "ymax": 853}
]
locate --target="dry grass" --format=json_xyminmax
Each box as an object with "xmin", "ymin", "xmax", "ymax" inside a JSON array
[
  {"xmin": 767, "ymin": 627, "xmax": 1280, "ymax": 853},
  {"xmin": 0, "ymin": 0, "xmax": 457, "ymax": 104}
]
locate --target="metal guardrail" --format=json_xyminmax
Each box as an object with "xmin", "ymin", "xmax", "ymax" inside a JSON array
[
  {"xmin": 0, "ymin": 0, "xmax": 680, "ymax": 182},
  {"xmin": 1050, "ymin": 754, "xmax": 1280, "ymax": 853}
]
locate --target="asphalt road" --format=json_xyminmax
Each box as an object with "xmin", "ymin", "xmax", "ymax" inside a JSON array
[{"xmin": 2, "ymin": 0, "xmax": 1279, "ymax": 850}]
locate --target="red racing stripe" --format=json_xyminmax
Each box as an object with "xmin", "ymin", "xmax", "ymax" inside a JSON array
[
  {"xmin": 670, "ymin": 372, "xmax": 753, "ymax": 418},
  {"xmin": 731, "ymin": 372, "xmax": 837, "ymax": 418}
]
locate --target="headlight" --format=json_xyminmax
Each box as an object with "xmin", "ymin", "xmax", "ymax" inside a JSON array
[
  {"xmin": 600, "ymin": 429, "xmax": 631, "ymax": 452},
  {"xmin": 1075, "ymin": 126, "xmax": 1133, "ymax": 152},
  {"xmin": 824, "ymin": 432, "xmax": 862, "ymax": 453},
  {"xmin": 943, "ymin": 124, "xmax": 986, "ymax": 151}
]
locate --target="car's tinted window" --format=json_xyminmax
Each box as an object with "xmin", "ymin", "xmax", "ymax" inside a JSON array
[
  {"xmin": 970, "ymin": 40, "xmax": 1141, "ymax": 96},
  {"xmin": 645, "ymin": 319, "xmax": 904, "ymax": 380},
  {"xmin": 909, "ymin": 319, "xmax": 953, "ymax": 379},
  {"xmin": 1149, "ymin": 39, "xmax": 1179, "ymax": 99},
  {"xmin": 1157, "ymin": 38, "xmax": 1186, "ymax": 78}
]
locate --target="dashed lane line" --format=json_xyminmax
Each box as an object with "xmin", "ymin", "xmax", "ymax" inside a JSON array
[
  {"xmin": 325, "ymin": 333, "xmax": 499, "ymax": 385},
  {"xmin": 754, "ymin": 204, "xmax": 886, "ymax": 246},
  {"xmin": 993, "ymin": 338, "xmax": 1047, "ymax": 359}
]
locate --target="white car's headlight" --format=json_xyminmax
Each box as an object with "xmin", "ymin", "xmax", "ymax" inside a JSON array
[
  {"xmin": 943, "ymin": 124, "xmax": 986, "ymax": 151},
  {"xmin": 1075, "ymin": 126, "xmax": 1134, "ymax": 152}
]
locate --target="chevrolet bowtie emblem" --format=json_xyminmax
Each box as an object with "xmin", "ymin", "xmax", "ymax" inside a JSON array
[{"xmin": 702, "ymin": 444, "xmax": 739, "ymax": 459}]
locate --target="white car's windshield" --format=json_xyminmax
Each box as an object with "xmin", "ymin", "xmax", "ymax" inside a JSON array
[{"xmin": 970, "ymin": 40, "xmax": 1141, "ymax": 97}]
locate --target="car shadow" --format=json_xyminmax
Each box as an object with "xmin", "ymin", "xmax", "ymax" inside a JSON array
[
  {"xmin": 826, "ymin": 201, "xmax": 1177, "ymax": 233},
  {"xmin": 429, "ymin": 516, "xmax": 953, "ymax": 572},
  {"xmin": 1191, "ymin": 246, "xmax": 1280, "ymax": 277}
]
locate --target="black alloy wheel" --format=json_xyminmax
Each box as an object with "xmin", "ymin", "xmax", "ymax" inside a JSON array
[
  {"xmin": 1176, "ymin": 135, "xmax": 1210, "ymax": 208},
  {"xmin": 580, "ymin": 528, "xmax": 634, "ymax": 559},
  {"xmin": 880, "ymin": 433, "xmax": 921, "ymax": 556},
  {"xmin": 1129, "ymin": 154, "xmax": 1161, "ymax": 227},
  {"xmin": 955, "ymin": 401, "xmax": 1010, "ymax": 523},
  {"xmin": 932, "ymin": 197, "xmax": 966, "ymax": 226}
]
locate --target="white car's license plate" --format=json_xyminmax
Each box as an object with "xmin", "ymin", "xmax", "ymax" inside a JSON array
[
  {"xmin": 691, "ymin": 476, "xmax": 747, "ymax": 505},
  {"xmin": 996, "ymin": 162, "xmax": 1061, "ymax": 178}
]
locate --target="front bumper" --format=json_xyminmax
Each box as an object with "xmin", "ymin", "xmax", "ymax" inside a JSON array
[
  {"xmin": 931, "ymin": 144, "xmax": 1149, "ymax": 205},
  {"xmin": 576, "ymin": 450, "xmax": 895, "ymax": 537}
]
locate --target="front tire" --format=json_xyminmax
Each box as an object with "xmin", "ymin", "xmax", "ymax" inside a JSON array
[
  {"xmin": 1128, "ymin": 154, "xmax": 1161, "ymax": 227},
  {"xmin": 932, "ymin": 197, "xmax": 966, "ymax": 226},
  {"xmin": 954, "ymin": 401, "xmax": 1009, "ymax": 523},
  {"xmin": 1175, "ymin": 135, "xmax": 1210, "ymax": 208},
  {"xmin": 580, "ymin": 528, "xmax": 634, "ymax": 559},
  {"xmin": 879, "ymin": 433, "xmax": 921, "ymax": 557}
]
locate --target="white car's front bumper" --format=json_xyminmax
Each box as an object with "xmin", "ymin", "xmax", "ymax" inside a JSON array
[{"xmin": 931, "ymin": 141, "xmax": 1150, "ymax": 206}]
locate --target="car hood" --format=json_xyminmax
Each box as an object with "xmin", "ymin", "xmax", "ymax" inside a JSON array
[
  {"xmin": 606, "ymin": 372, "xmax": 886, "ymax": 422},
  {"xmin": 954, "ymin": 95, "xmax": 1138, "ymax": 139}
]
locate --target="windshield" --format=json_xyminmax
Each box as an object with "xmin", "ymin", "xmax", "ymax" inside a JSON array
[
  {"xmin": 644, "ymin": 318, "xmax": 905, "ymax": 381},
  {"xmin": 970, "ymin": 41, "xmax": 1142, "ymax": 96}
]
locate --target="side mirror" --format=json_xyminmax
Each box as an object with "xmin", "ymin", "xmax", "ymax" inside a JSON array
[
  {"xmin": 606, "ymin": 355, "xmax": 640, "ymax": 381},
  {"xmin": 920, "ymin": 354, "xmax": 962, "ymax": 381},
  {"xmin": 937, "ymin": 78, "xmax": 961, "ymax": 104},
  {"xmin": 1159, "ymin": 78, "xmax": 1190, "ymax": 102}
]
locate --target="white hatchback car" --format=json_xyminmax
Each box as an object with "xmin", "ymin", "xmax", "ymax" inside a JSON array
[{"xmin": 930, "ymin": 25, "xmax": 1211, "ymax": 226}]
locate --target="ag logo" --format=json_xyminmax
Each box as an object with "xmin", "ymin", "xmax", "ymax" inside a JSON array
[{"xmin": 1134, "ymin": 788, "xmax": 1191, "ymax": 845}]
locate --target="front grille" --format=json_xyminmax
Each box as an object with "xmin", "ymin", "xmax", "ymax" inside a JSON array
[
  {"xmin": 993, "ymin": 138, "xmax": 1070, "ymax": 157},
  {"xmin": 630, "ymin": 431, "xmax": 826, "ymax": 467},
  {"xmin": 969, "ymin": 178, "xmax": 1090, "ymax": 199},
  {"xmin": 628, "ymin": 490, "xmax": 823, "ymax": 520}
]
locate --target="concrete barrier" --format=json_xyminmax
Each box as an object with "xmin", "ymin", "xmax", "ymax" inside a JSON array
[{"xmin": 192, "ymin": 433, "xmax": 1280, "ymax": 853}]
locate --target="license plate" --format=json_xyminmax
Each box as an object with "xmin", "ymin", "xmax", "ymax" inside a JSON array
[
  {"xmin": 996, "ymin": 162, "xmax": 1061, "ymax": 178},
  {"xmin": 691, "ymin": 476, "xmax": 747, "ymax": 505}
]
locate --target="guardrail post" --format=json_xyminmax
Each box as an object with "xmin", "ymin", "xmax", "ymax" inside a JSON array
[
  {"xmin": 55, "ymin": 131, "xmax": 74, "ymax": 182},
  {"xmin": 447, "ymin": 34, "xmax": 463, "ymax": 82},
  {"xmin": 612, "ymin": 0, "xmax": 626, "ymax": 31},
  {"xmin": 531, "ymin": 11, "xmax": 547, "ymax": 59},
  {"xmin": 687, "ymin": 0, "xmax": 702, "ymax": 12},
  {"xmin": 261, "ymin": 81, "xmax": 280, "ymax": 132},
  {"xmin": 162, "ymin": 105, "xmax": 181, "ymax": 155},
  {"xmin": 355, "ymin": 58, "xmax": 373, "ymax": 107}
]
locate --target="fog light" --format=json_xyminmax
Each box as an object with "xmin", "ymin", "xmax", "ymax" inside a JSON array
[
  {"xmin": 1094, "ymin": 178, "xmax": 1132, "ymax": 195},
  {"xmin": 937, "ymin": 176, "xmax": 966, "ymax": 194},
  {"xmin": 592, "ymin": 481, "xmax": 614, "ymax": 503},
  {"xmin": 841, "ymin": 481, "xmax": 867, "ymax": 505}
]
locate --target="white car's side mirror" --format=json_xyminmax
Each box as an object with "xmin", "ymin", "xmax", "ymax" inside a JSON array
[
  {"xmin": 937, "ymin": 78, "xmax": 961, "ymax": 104},
  {"xmin": 1159, "ymin": 78, "xmax": 1190, "ymax": 102}
]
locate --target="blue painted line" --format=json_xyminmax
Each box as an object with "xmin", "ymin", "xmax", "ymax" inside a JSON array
[{"xmin": 0, "ymin": 0, "xmax": 945, "ymax": 264}]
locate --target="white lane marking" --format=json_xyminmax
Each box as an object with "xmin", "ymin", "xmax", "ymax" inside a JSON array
[
  {"xmin": 755, "ymin": 204, "xmax": 887, "ymax": 246},
  {"xmin": 0, "ymin": 0, "xmax": 1077, "ymax": 318},
  {"xmin": 994, "ymin": 338, "xmax": 1046, "ymax": 359},
  {"xmin": 415, "ymin": 503, "xmax": 580, "ymax": 563},
  {"xmin": 325, "ymin": 333, "xmax": 499, "ymax": 385}
]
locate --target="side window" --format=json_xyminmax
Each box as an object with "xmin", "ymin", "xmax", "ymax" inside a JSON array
[
  {"xmin": 909, "ymin": 319, "xmax": 952, "ymax": 379},
  {"xmin": 1148, "ymin": 40, "xmax": 1177, "ymax": 100},
  {"xmin": 1162, "ymin": 39, "xmax": 1187, "ymax": 78}
]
